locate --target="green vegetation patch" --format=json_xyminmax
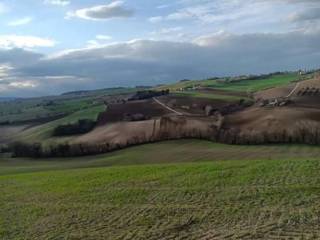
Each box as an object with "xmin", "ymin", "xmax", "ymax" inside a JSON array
[
  {"xmin": 0, "ymin": 97, "xmax": 96, "ymax": 124},
  {"xmin": 208, "ymin": 73, "xmax": 300, "ymax": 92},
  {"xmin": 174, "ymin": 91, "xmax": 249, "ymax": 102},
  {"xmin": 16, "ymin": 105, "xmax": 105, "ymax": 144},
  {"xmin": 0, "ymin": 87, "xmax": 136, "ymax": 124},
  {"xmin": 2, "ymin": 140, "xmax": 320, "ymax": 239},
  {"xmin": 158, "ymin": 73, "xmax": 300, "ymax": 93}
]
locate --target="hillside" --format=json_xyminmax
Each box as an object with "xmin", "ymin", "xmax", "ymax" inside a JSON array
[
  {"xmin": 2, "ymin": 70, "xmax": 320, "ymax": 156},
  {"xmin": 2, "ymin": 70, "xmax": 320, "ymax": 239},
  {"xmin": 2, "ymin": 140, "xmax": 320, "ymax": 239}
]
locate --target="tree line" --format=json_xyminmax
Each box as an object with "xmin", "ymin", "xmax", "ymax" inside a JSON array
[{"xmin": 8, "ymin": 118, "xmax": 320, "ymax": 158}]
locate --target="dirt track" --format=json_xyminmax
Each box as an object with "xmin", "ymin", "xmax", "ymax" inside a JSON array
[
  {"xmin": 158, "ymin": 95, "xmax": 238, "ymax": 115},
  {"xmin": 97, "ymin": 99, "xmax": 171, "ymax": 125},
  {"xmin": 153, "ymin": 97, "xmax": 183, "ymax": 115},
  {"xmin": 254, "ymin": 84, "xmax": 294, "ymax": 100},
  {"xmin": 82, "ymin": 76, "xmax": 320, "ymax": 148}
]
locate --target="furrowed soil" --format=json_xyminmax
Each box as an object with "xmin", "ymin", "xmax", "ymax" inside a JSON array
[
  {"xmin": 157, "ymin": 95, "xmax": 239, "ymax": 115},
  {"xmin": 2, "ymin": 140, "xmax": 320, "ymax": 239},
  {"xmin": 224, "ymin": 106, "xmax": 320, "ymax": 132},
  {"xmin": 97, "ymin": 99, "xmax": 171, "ymax": 125},
  {"xmin": 224, "ymin": 76, "xmax": 320, "ymax": 141}
]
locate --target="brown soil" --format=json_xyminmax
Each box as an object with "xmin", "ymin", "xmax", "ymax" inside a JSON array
[
  {"xmin": 254, "ymin": 85, "xmax": 295, "ymax": 100},
  {"xmin": 74, "ymin": 116, "xmax": 217, "ymax": 146},
  {"xmin": 298, "ymin": 76, "xmax": 320, "ymax": 89},
  {"xmin": 198, "ymin": 88, "xmax": 248, "ymax": 97},
  {"xmin": 157, "ymin": 95, "xmax": 236, "ymax": 115},
  {"xmin": 75, "ymin": 76, "xmax": 320, "ymax": 148},
  {"xmin": 98, "ymin": 94, "xmax": 241, "ymax": 125},
  {"xmin": 0, "ymin": 125, "xmax": 30, "ymax": 143},
  {"xmin": 224, "ymin": 106, "xmax": 320, "ymax": 132},
  {"xmin": 255, "ymin": 76, "xmax": 320, "ymax": 100},
  {"xmin": 97, "ymin": 99, "xmax": 171, "ymax": 125}
]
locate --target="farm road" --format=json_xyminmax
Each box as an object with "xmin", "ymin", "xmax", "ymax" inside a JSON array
[{"xmin": 153, "ymin": 97, "xmax": 184, "ymax": 115}]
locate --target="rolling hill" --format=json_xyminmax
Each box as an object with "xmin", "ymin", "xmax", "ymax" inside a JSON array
[{"xmin": 1, "ymin": 70, "xmax": 320, "ymax": 239}]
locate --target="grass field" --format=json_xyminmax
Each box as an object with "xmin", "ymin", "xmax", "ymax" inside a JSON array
[
  {"xmin": 159, "ymin": 73, "xmax": 300, "ymax": 94},
  {"xmin": 208, "ymin": 73, "xmax": 300, "ymax": 92},
  {"xmin": 0, "ymin": 87, "xmax": 135, "ymax": 124},
  {"xmin": 173, "ymin": 91, "xmax": 250, "ymax": 102},
  {"xmin": 2, "ymin": 140, "xmax": 320, "ymax": 239},
  {"xmin": 0, "ymin": 97, "xmax": 98, "ymax": 123},
  {"xmin": 15, "ymin": 105, "xmax": 105, "ymax": 144}
]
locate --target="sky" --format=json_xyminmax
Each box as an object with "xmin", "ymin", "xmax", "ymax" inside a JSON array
[{"xmin": 0, "ymin": 0, "xmax": 320, "ymax": 97}]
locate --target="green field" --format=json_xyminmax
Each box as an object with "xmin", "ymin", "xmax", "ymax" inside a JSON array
[
  {"xmin": 207, "ymin": 73, "xmax": 300, "ymax": 92},
  {"xmin": 16, "ymin": 105, "xmax": 105, "ymax": 143},
  {"xmin": 174, "ymin": 91, "xmax": 250, "ymax": 102},
  {"xmin": 0, "ymin": 87, "xmax": 135, "ymax": 124},
  {"xmin": 0, "ymin": 97, "xmax": 96, "ymax": 123},
  {"xmin": 2, "ymin": 140, "xmax": 320, "ymax": 239},
  {"xmin": 15, "ymin": 105, "xmax": 105, "ymax": 144},
  {"xmin": 159, "ymin": 73, "xmax": 301, "ymax": 93}
]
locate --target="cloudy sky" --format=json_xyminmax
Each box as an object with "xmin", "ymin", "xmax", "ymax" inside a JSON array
[{"xmin": 0, "ymin": 0, "xmax": 319, "ymax": 97}]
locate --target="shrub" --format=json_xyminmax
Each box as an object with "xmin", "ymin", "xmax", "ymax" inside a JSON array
[
  {"xmin": 53, "ymin": 119, "xmax": 96, "ymax": 136},
  {"xmin": 11, "ymin": 142, "xmax": 43, "ymax": 158}
]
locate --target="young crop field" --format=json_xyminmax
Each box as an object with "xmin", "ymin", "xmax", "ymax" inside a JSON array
[
  {"xmin": 15, "ymin": 105, "xmax": 105, "ymax": 144},
  {"xmin": 208, "ymin": 73, "xmax": 300, "ymax": 92},
  {"xmin": 159, "ymin": 73, "xmax": 301, "ymax": 94},
  {"xmin": 173, "ymin": 91, "xmax": 246, "ymax": 102},
  {"xmin": 0, "ymin": 97, "xmax": 99, "ymax": 124},
  {"xmin": 2, "ymin": 140, "xmax": 320, "ymax": 239},
  {"xmin": 0, "ymin": 87, "xmax": 135, "ymax": 124}
]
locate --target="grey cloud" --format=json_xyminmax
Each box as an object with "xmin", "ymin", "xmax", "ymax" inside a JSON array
[
  {"xmin": 1, "ymin": 30, "xmax": 320, "ymax": 97},
  {"xmin": 289, "ymin": 7, "xmax": 320, "ymax": 22},
  {"xmin": 67, "ymin": 1, "xmax": 134, "ymax": 21},
  {"xmin": 0, "ymin": 48, "xmax": 42, "ymax": 67}
]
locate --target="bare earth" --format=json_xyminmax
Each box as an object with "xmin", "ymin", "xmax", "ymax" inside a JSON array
[{"xmin": 0, "ymin": 125, "xmax": 30, "ymax": 143}]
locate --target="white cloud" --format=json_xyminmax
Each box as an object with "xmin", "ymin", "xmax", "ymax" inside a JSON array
[
  {"xmin": 151, "ymin": 27, "xmax": 183, "ymax": 35},
  {"xmin": 44, "ymin": 0, "xmax": 70, "ymax": 6},
  {"xmin": 0, "ymin": 64, "xmax": 13, "ymax": 78},
  {"xmin": 8, "ymin": 17, "xmax": 33, "ymax": 26},
  {"xmin": 96, "ymin": 35, "xmax": 112, "ymax": 40},
  {"xmin": 149, "ymin": 27, "xmax": 188, "ymax": 42},
  {"xmin": 149, "ymin": 0, "xmax": 305, "ymax": 32},
  {"xmin": 149, "ymin": 16, "xmax": 163, "ymax": 23},
  {"xmin": 66, "ymin": 1, "xmax": 134, "ymax": 21},
  {"xmin": 86, "ymin": 40, "xmax": 102, "ymax": 48},
  {"xmin": 86, "ymin": 35, "xmax": 113, "ymax": 48},
  {"xmin": 0, "ymin": 35, "xmax": 55, "ymax": 49},
  {"xmin": 163, "ymin": 2, "xmax": 261, "ymax": 23},
  {"xmin": 9, "ymin": 80, "xmax": 37, "ymax": 89}
]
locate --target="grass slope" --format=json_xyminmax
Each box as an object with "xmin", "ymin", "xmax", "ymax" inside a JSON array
[
  {"xmin": 2, "ymin": 140, "xmax": 320, "ymax": 239},
  {"xmin": 208, "ymin": 73, "xmax": 300, "ymax": 92},
  {"xmin": 174, "ymin": 91, "xmax": 249, "ymax": 102},
  {"xmin": 159, "ymin": 73, "xmax": 300, "ymax": 93},
  {"xmin": 0, "ymin": 87, "xmax": 135, "ymax": 124},
  {"xmin": 0, "ymin": 97, "xmax": 96, "ymax": 123},
  {"xmin": 16, "ymin": 105, "xmax": 105, "ymax": 144}
]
